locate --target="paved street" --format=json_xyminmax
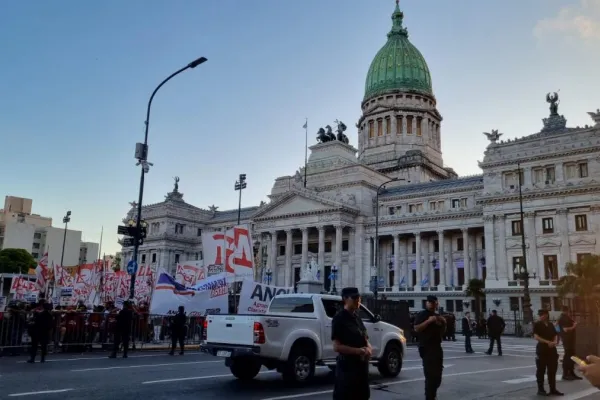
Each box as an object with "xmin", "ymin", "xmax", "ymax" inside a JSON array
[{"xmin": 0, "ymin": 337, "xmax": 598, "ymax": 399}]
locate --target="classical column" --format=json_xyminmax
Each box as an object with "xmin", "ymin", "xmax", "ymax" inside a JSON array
[
  {"xmin": 437, "ymin": 230, "xmax": 446, "ymax": 287},
  {"xmin": 353, "ymin": 225, "xmax": 364, "ymax": 290},
  {"xmin": 494, "ymin": 215, "xmax": 508, "ymax": 280},
  {"xmin": 317, "ymin": 226, "xmax": 326, "ymax": 268},
  {"xmin": 414, "ymin": 232, "xmax": 421, "ymax": 290},
  {"xmin": 429, "ymin": 238, "xmax": 435, "ymax": 286},
  {"xmin": 462, "ymin": 228, "xmax": 470, "ymax": 286},
  {"xmin": 301, "ymin": 227, "xmax": 309, "ymax": 281},
  {"xmin": 364, "ymin": 236, "xmax": 372, "ymax": 293},
  {"xmin": 269, "ymin": 231, "xmax": 278, "ymax": 284},
  {"xmin": 557, "ymin": 209, "xmax": 570, "ymax": 274},
  {"xmin": 402, "ymin": 238, "xmax": 409, "ymax": 287},
  {"xmin": 525, "ymin": 212, "xmax": 539, "ymax": 278},
  {"xmin": 421, "ymin": 236, "xmax": 429, "ymax": 287},
  {"xmin": 483, "ymin": 215, "xmax": 496, "ymax": 280},
  {"xmin": 335, "ymin": 225, "xmax": 343, "ymax": 285},
  {"xmin": 285, "ymin": 229, "xmax": 293, "ymax": 287},
  {"xmin": 469, "ymin": 233, "xmax": 477, "ymax": 281},
  {"xmin": 348, "ymin": 228, "xmax": 355, "ymax": 288},
  {"xmin": 393, "ymin": 234, "xmax": 400, "ymax": 290}
]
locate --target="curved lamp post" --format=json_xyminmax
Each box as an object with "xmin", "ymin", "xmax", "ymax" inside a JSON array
[{"xmin": 130, "ymin": 57, "xmax": 208, "ymax": 299}]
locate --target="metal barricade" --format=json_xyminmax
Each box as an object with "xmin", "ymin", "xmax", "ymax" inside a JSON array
[{"xmin": 0, "ymin": 310, "xmax": 204, "ymax": 355}]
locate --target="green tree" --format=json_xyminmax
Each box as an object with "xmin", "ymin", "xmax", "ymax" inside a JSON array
[
  {"xmin": 557, "ymin": 254, "xmax": 600, "ymax": 320},
  {"xmin": 465, "ymin": 278, "xmax": 486, "ymax": 320},
  {"xmin": 112, "ymin": 254, "xmax": 122, "ymax": 272},
  {"xmin": 0, "ymin": 248, "xmax": 37, "ymax": 274}
]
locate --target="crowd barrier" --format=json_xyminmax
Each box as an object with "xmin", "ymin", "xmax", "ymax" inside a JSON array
[{"xmin": 0, "ymin": 310, "xmax": 205, "ymax": 355}]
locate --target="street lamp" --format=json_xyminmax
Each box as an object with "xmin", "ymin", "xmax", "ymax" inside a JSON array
[
  {"xmin": 463, "ymin": 300, "xmax": 470, "ymax": 309},
  {"xmin": 59, "ymin": 211, "xmax": 72, "ymax": 271},
  {"xmin": 235, "ymin": 174, "xmax": 247, "ymax": 225},
  {"xmin": 331, "ymin": 264, "xmax": 339, "ymax": 294},
  {"xmin": 516, "ymin": 161, "xmax": 533, "ymax": 324},
  {"xmin": 374, "ymin": 177, "xmax": 403, "ymax": 289},
  {"xmin": 493, "ymin": 298, "xmax": 501, "ymax": 307},
  {"xmin": 265, "ymin": 268, "xmax": 272, "ymax": 285},
  {"xmin": 130, "ymin": 56, "xmax": 208, "ymax": 300}
]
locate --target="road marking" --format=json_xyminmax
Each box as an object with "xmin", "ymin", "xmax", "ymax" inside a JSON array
[
  {"xmin": 71, "ymin": 360, "xmax": 221, "ymax": 372},
  {"xmin": 404, "ymin": 355, "xmax": 487, "ymax": 362},
  {"xmin": 260, "ymin": 365, "xmax": 534, "ymax": 400},
  {"xmin": 143, "ymin": 370, "xmax": 277, "ymax": 384},
  {"xmin": 16, "ymin": 353, "xmax": 196, "ymax": 363},
  {"xmin": 502, "ymin": 375, "xmax": 537, "ymax": 384},
  {"xmin": 8, "ymin": 389, "xmax": 74, "ymax": 397},
  {"xmin": 562, "ymin": 388, "xmax": 600, "ymax": 400}
]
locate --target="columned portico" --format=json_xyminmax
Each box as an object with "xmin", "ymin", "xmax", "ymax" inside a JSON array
[
  {"xmin": 414, "ymin": 232, "xmax": 421, "ymax": 291},
  {"xmin": 285, "ymin": 229, "xmax": 293, "ymax": 287},
  {"xmin": 300, "ymin": 227, "xmax": 309, "ymax": 280},
  {"xmin": 392, "ymin": 234, "xmax": 400, "ymax": 290}
]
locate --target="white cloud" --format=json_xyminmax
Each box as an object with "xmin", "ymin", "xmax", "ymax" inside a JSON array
[{"xmin": 534, "ymin": 0, "xmax": 600, "ymax": 40}]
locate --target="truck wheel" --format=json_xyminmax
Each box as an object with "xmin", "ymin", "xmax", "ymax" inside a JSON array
[
  {"xmin": 230, "ymin": 358, "xmax": 261, "ymax": 380},
  {"xmin": 282, "ymin": 346, "xmax": 315, "ymax": 384},
  {"xmin": 377, "ymin": 343, "xmax": 402, "ymax": 377}
]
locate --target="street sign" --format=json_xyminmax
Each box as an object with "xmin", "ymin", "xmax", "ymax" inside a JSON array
[
  {"xmin": 117, "ymin": 225, "xmax": 129, "ymax": 235},
  {"xmin": 127, "ymin": 260, "xmax": 138, "ymax": 275},
  {"xmin": 122, "ymin": 238, "xmax": 135, "ymax": 247}
]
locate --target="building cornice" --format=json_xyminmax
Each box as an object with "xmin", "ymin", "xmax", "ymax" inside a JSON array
[
  {"xmin": 382, "ymin": 185, "xmax": 483, "ymax": 202},
  {"xmin": 477, "ymin": 182, "xmax": 600, "ymax": 205},
  {"xmin": 366, "ymin": 210, "xmax": 484, "ymax": 228},
  {"xmin": 480, "ymin": 144, "xmax": 600, "ymax": 169}
]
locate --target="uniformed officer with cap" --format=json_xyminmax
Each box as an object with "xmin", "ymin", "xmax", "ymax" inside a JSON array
[
  {"xmin": 331, "ymin": 287, "xmax": 371, "ymax": 400},
  {"xmin": 533, "ymin": 308, "xmax": 563, "ymax": 396},
  {"xmin": 414, "ymin": 295, "xmax": 446, "ymax": 400}
]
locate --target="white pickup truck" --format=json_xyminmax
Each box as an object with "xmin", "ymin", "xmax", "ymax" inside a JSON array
[{"xmin": 200, "ymin": 293, "xmax": 406, "ymax": 384}]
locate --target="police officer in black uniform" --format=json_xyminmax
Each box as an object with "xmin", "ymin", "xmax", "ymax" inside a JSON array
[
  {"xmin": 414, "ymin": 295, "xmax": 446, "ymax": 400},
  {"xmin": 109, "ymin": 300, "xmax": 134, "ymax": 359},
  {"xmin": 331, "ymin": 287, "xmax": 371, "ymax": 400},
  {"xmin": 533, "ymin": 309, "xmax": 564, "ymax": 396},
  {"xmin": 558, "ymin": 306, "xmax": 582, "ymax": 381}
]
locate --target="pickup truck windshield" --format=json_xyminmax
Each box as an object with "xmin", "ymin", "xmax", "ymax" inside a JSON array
[{"xmin": 269, "ymin": 296, "xmax": 315, "ymax": 313}]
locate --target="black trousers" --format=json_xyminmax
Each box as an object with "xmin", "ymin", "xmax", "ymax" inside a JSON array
[
  {"xmin": 419, "ymin": 346, "xmax": 443, "ymax": 400},
  {"xmin": 464, "ymin": 334, "xmax": 473, "ymax": 352},
  {"xmin": 333, "ymin": 359, "xmax": 370, "ymax": 400},
  {"xmin": 536, "ymin": 350, "xmax": 559, "ymax": 390},
  {"xmin": 488, "ymin": 335, "xmax": 502, "ymax": 354},
  {"xmin": 562, "ymin": 339, "xmax": 575, "ymax": 376},
  {"xmin": 29, "ymin": 334, "xmax": 49, "ymax": 361},
  {"xmin": 112, "ymin": 331, "xmax": 130, "ymax": 356},
  {"xmin": 171, "ymin": 332, "xmax": 185, "ymax": 353}
]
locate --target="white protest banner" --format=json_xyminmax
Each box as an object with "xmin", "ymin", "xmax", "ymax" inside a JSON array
[
  {"xmin": 10, "ymin": 276, "xmax": 39, "ymax": 300},
  {"xmin": 175, "ymin": 261, "xmax": 205, "ymax": 287},
  {"xmin": 150, "ymin": 269, "xmax": 228, "ymax": 316},
  {"xmin": 201, "ymin": 224, "xmax": 254, "ymax": 283},
  {"xmin": 238, "ymin": 279, "xmax": 293, "ymax": 314}
]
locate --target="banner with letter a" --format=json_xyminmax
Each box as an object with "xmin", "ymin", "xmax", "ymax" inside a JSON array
[
  {"xmin": 238, "ymin": 279, "xmax": 293, "ymax": 314},
  {"xmin": 150, "ymin": 269, "xmax": 228, "ymax": 316},
  {"xmin": 201, "ymin": 224, "xmax": 254, "ymax": 283}
]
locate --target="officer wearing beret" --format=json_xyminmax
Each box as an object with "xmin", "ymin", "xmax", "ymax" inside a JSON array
[
  {"xmin": 533, "ymin": 309, "xmax": 563, "ymax": 396},
  {"xmin": 331, "ymin": 287, "xmax": 371, "ymax": 399},
  {"xmin": 414, "ymin": 295, "xmax": 446, "ymax": 400}
]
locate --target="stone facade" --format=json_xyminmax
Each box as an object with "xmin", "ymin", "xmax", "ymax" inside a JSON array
[{"xmin": 119, "ymin": 4, "xmax": 600, "ymax": 315}]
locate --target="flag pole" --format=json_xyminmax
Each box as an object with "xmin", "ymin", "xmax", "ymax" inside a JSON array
[{"xmin": 303, "ymin": 118, "xmax": 308, "ymax": 188}]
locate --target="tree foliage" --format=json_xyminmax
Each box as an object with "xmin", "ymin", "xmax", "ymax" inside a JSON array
[
  {"xmin": 112, "ymin": 254, "xmax": 122, "ymax": 272},
  {"xmin": 0, "ymin": 248, "xmax": 37, "ymax": 274},
  {"xmin": 465, "ymin": 278, "xmax": 486, "ymax": 319},
  {"xmin": 557, "ymin": 254, "xmax": 600, "ymax": 317}
]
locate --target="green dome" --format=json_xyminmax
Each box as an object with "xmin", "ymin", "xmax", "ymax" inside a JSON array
[{"xmin": 364, "ymin": 3, "xmax": 433, "ymax": 101}]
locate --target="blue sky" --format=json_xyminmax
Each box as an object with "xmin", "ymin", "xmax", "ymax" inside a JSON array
[{"xmin": 1, "ymin": 0, "xmax": 599, "ymax": 257}]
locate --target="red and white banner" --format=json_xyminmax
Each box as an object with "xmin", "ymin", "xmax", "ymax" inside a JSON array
[
  {"xmin": 175, "ymin": 261, "xmax": 205, "ymax": 287},
  {"xmin": 10, "ymin": 276, "xmax": 39, "ymax": 299},
  {"xmin": 201, "ymin": 224, "xmax": 254, "ymax": 283},
  {"xmin": 34, "ymin": 252, "xmax": 49, "ymax": 292}
]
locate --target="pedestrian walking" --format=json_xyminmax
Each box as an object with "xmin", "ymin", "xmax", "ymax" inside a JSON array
[
  {"xmin": 169, "ymin": 305, "xmax": 186, "ymax": 356},
  {"xmin": 485, "ymin": 310, "xmax": 505, "ymax": 356},
  {"xmin": 558, "ymin": 306, "xmax": 582, "ymax": 381},
  {"xmin": 27, "ymin": 300, "xmax": 53, "ymax": 363},
  {"xmin": 414, "ymin": 295, "xmax": 446, "ymax": 400},
  {"xmin": 462, "ymin": 312, "xmax": 474, "ymax": 353},
  {"xmin": 533, "ymin": 309, "xmax": 564, "ymax": 396},
  {"xmin": 109, "ymin": 300, "xmax": 133, "ymax": 359},
  {"xmin": 331, "ymin": 287, "xmax": 371, "ymax": 400}
]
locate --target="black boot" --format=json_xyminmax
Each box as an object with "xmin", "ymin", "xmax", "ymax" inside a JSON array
[
  {"xmin": 537, "ymin": 385, "xmax": 548, "ymax": 396},
  {"xmin": 549, "ymin": 389, "xmax": 564, "ymax": 396}
]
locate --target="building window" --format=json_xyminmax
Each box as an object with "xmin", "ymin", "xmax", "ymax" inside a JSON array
[
  {"xmin": 543, "ymin": 255, "xmax": 558, "ymax": 280},
  {"xmin": 406, "ymin": 116, "xmax": 413, "ymax": 135},
  {"xmin": 385, "ymin": 116, "xmax": 391, "ymax": 135},
  {"xmin": 509, "ymin": 297, "xmax": 520, "ymax": 311},
  {"xmin": 197, "ymin": 228, "xmax": 202, "ymax": 236},
  {"xmin": 451, "ymin": 198, "xmax": 467, "ymax": 209},
  {"xmin": 579, "ymin": 162, "xmax": 588, "ymax": 178},
  {"xmin": 433, "ymin": 240, "xmax": 439, "ymax": 252},
  {"xmin": 434, "ymin": 269, "xmax": 440, "ymax": 286},
  {"xmin": 576, "ymin": 253, "xmax": 591, "ymax": 263},
  {"xmin": 416, "ymin": 117, "xmax": 422, "ymax": 136},
  {"xmin": 141, "ymin": 254, "xmax": 146, "ymax": 264},
  {"xmin": 377, "ymin": 119, "xmax": 383, "ymax": 136},
  {"xmin": 396, "ymin": 116, "xmax": 403, "ymax": 135},
  {"xmin": 342, "ymin": 240, "xmax": 349, "ymax": 251},
  {"xmin": 411, "ymin": 241, "xmax": 417, "ymax": 254},
  {"xmin": 279, "ymin": 245, "xmax": 286, "ymax": 256},
  {"xmin": 408, "ymin": 203, "xmax": 423, "ymax": 213},
  {"xmin": 575, "ymin": 214, "xmax": 588, "ymax": 231},
  {"xmin": 33, "ymin": 233, "xmax": 41, "ymax": 239},
  {"xmin": 294, "ymin": 244, "xmax": 302, "ymax": 255},
  {"xmin": 481, "ymin": 236, "xmax": 485, "ymax": 249},
  {"xmin": 457, "ymin": 238, "xmax": 464, "ymax": 251},
  {"xmin": 174, "ymin": 254, "xmax": 180, "ymax": 264},
  {"xmin": 504, "ymin": 171, "xmax": 524, "ymax": 188},
  {"xmin": 325, "ymin": 242, "xmax": 332, "ymax": 252},
  {"xmin": 542, "ymin": 217, "xmax": 554, "ymax": 234},
  {"xmin": 32, "ymin": 252, "xmax": 39, "ymax": 259},
  {"xmin": 388, "ymin": 207, "xmax": 395, "ymax": 215},
  {"xmin": 565, "ymin": 162, "xmax": 589, "ymax": 179},
  {"xmin": 541, "ymin": 297, "xmax": 552, "ymax": 310},
  {"xmin": 32, "ymin": 243, "xmax": 40, "ymax": 249},
  {"xmin": 445, "ymin": 299, "xmax": 454, "ymax": 312},
  {"xmin": 512, "ymin": 256, "xmax": 523, "ymax": 279},
  {"xmin": 429, "ymin": 201, "xmax": 437, "ymax": 211},
  {"xmin": 368, "ymin": 120, "xmax": 374, "ymax": 138},
  {"xmin": 511, "ymin": 220, "xmax": 523, "ymax": 235},
  {"xmin": 152, "ymin": 253, "xmax": 157, "ymax": 263}
]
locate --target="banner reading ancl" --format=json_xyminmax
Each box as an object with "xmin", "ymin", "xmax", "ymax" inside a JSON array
[
  {"xmin": 238, "ymin": 279, "xmax": 293, "ymax": 314},
  {"xmin": 202, "ymin": 224, "xmax": 254, "ymax": 283}
]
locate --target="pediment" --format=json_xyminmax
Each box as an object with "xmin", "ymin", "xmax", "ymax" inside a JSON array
[
  {"xmin": 506, "ymin": 240, "xmax": 529, "ymax": 249},
  {"xmin": 253, "ymin": 190, "xmax": 358, "ymax": 220},
  {"xmin": 537, "ymin": 238, "xmax": 561, "ymax": 248},
  {"xmin": 569, "ymin": 236, "xmax": 596, "ymax": 246}
]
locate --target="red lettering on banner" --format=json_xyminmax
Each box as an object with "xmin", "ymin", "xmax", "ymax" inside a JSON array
[
  {"xmin": 210, "ymin": 227, "xmax": 253, "ymax": 274},
  {"xmin": 210, "ymin": 285, "xmax": 228, "ymax": 298}
]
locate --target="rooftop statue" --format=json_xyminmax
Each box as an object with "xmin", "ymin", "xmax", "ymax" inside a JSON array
[
  {"xmin": 316, "ymin": 120, "xmax": 351, "ymax": 144},
  {"xmin": 482, "ymin": 129, "xmax": 503, "ymax": 144},
  {"xmin": 335, "ymin": 120, "xmax": 350, "ymax": 144},
  {"xmin": 547, "ymin": 92, "xmax": 559, "ymax": 116},
  {"xmin": 173, "ymin": 176, "xmax": 180, "ymax": 192},
  {"xmin": 208, "ymin": 204, "xmax": 219, "ymax": 212}
]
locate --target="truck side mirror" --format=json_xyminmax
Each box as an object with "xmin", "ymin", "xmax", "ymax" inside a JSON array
[{"xmin": 373, "ymin": 314, "xmax": 381, "ymax": 323}]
